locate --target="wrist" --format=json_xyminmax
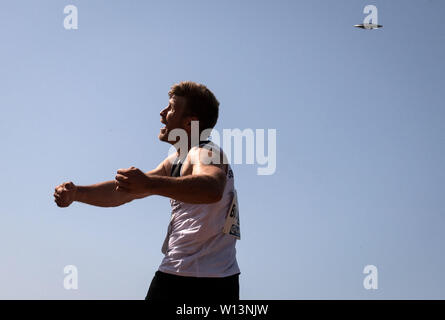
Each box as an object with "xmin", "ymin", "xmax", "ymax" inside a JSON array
[
  {"xmin": 73, "ymin": 185, "xmax": 81, "ymax": 202},
  {"xmin": 144, "ymin": 174, "xmax": 163, "ymax": 195}
]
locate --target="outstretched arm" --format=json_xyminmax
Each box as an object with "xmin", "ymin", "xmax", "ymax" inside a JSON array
[
  {"xmin": 54, "ymin": 159, "xmax": 167, "ymax": 208},
  {"xmin": 74, "ymin": 180, "xmax": 146, "ymax": 207}
]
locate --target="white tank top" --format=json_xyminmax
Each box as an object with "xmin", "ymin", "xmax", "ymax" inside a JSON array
[{"xmin": 158, "ymin": 143, "xmax": 241, "ymax": 278}]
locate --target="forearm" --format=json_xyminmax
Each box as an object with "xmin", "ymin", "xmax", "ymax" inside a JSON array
[
  {"xmin": 148, "ymin": 175, "xmax": 224, "ymax": 204},
  {"xmin": 75, "ymin": 180, "xmax": 130, "ymax": 207}
]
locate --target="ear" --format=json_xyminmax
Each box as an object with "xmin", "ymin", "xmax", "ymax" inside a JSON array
[{"xmin": 185, "ymin": 116, "xmax": 199, "ymax": 128}]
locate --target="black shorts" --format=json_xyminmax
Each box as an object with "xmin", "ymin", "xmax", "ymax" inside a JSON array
[{"xmin": 145, "ymin": 271, "xmax": 240, "ymax": 302}]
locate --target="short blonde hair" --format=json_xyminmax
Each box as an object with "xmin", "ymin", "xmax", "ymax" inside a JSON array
[{"xmin": 169, "ymin": 81, "xmax": 219, "ymax": 132}]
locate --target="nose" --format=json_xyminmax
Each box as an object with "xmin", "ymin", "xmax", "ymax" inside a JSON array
[{"xmin": 160, "ymin": 107, "xmax": 167, "ymax": 117}]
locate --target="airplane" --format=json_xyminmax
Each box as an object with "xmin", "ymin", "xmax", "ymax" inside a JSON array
[{"xmin": 354, "ymin": 23, "xmax": 383, "ymax": 29}]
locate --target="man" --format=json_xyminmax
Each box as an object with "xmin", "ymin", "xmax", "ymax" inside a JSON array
[{"xmin": 53, "ymin": 81, "xmax": 241, "ymax": 301}]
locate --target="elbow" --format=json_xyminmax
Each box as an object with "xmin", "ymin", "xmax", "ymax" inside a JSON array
[{"xmin": 205, "ymin": 177, "xmax": 226, "ymax": 203}]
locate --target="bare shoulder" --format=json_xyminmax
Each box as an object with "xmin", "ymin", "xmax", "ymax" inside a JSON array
[{"xmin": 187, "ymin": 143, "xmax": 228, "ymax": 174}]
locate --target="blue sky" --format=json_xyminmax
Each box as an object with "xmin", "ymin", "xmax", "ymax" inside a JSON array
[{"xmin": 0, "ymin": 0, "xmax": 444, "ymax": 299}]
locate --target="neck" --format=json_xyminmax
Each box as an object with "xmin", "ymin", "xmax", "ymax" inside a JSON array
[{"xmin": 174, "ymin": 135, "xmax": 209, "ymax": 159}]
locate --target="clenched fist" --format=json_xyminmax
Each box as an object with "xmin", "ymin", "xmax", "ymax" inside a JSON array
[
  {"xmin": 54, "ymin": 181, "xmax": 77, "ymax": 207},
  {"xmin": 115, "ymin": 166, "xmax": 151, "ymax": 194}
]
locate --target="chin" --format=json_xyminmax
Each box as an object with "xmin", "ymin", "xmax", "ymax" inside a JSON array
[{"xmin": 158, "ymin": 131, "xmax": 168, "ymax": 142}]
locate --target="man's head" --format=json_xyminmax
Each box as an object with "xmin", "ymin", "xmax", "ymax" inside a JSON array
[{"xmin": 159, "ymin": 81, "xmax": 219, "ymax": 144}]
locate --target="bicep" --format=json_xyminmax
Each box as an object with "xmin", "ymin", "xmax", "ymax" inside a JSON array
[
  {"xmin": 192, "ymin": 161, "xmax": 226, "ymax": 179},
  {"xmin": 190, "ymin": 148, "xmax": 227, "ymax": 187}
]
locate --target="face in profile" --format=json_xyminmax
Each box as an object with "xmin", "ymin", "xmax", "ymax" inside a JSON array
[{"xmin": 159, "ymin": 95, "xmax": 189, "ymax": 143}]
